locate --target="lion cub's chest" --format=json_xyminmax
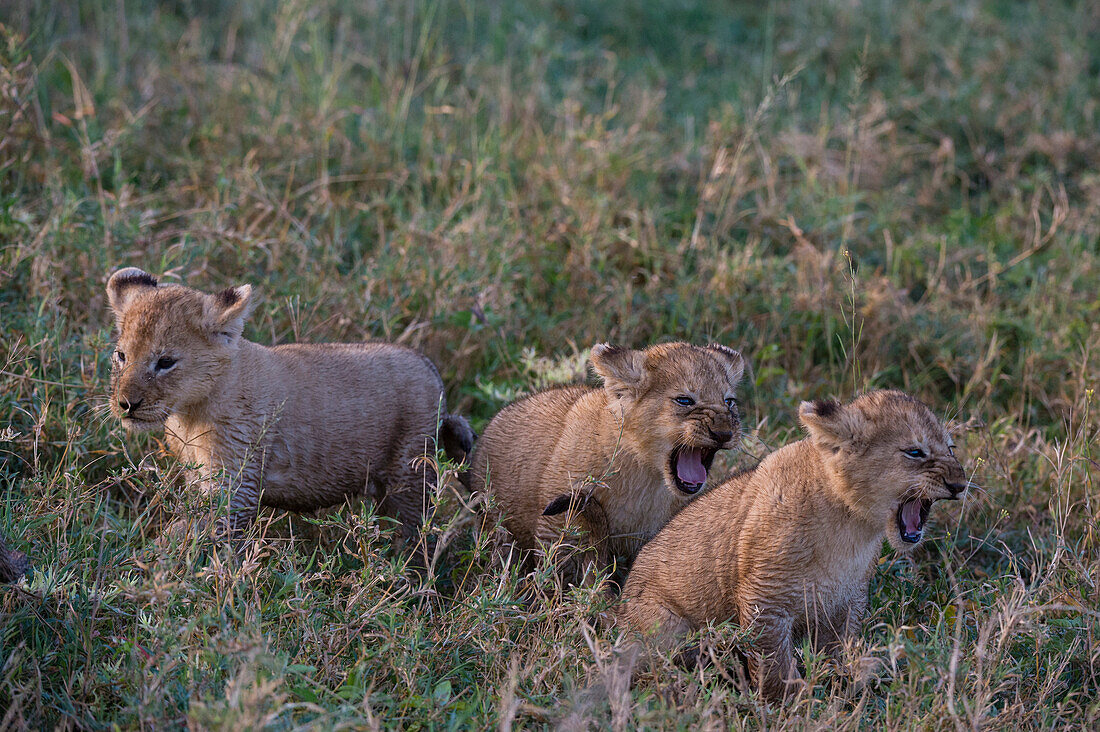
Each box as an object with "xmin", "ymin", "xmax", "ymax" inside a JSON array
[
  {"xmin": 599, "ymin": 462, "xmax": 688, "ymax": 557},
  {"xmin": 166, "ymin": 413, "xmax": 278, "ymax": 483},
  {"xmin": 789, "ymin": 541, "xmax": 878, "ymax": 629}
]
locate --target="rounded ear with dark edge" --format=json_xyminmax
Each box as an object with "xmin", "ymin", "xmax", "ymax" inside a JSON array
[
  {"xmin": 706, "ymin": 344, "xmax": 746, "ymax": 385},
  {"xmin": 798, "ymin": 398, "xmax": 864, "ymax": 452},
  {"xmin": 590, "ymin": 343, "xmax": 646, "ymax": 401},
  {"xmin": 107, "ymin": 267, "xmax": 158, "ymax": 318},
  {"xmin": 205, "ymin": 284, "xmax": 255, "ymax": 346}
]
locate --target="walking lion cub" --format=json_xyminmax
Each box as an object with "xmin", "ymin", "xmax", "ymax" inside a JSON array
[
  {"xmin": 106, "ymin": 267, "xmax": 474, "ymax": 548},
  {"xmin": 467, "ymin": 342, "xmax": 746, "ymax": 582},
  {"xmin": 619, "ymin": 390, "xmax": 969, "ymax": 699}
]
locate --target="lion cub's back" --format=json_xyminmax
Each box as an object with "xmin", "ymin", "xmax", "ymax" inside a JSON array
[
  {"xmin": 265, "ymin": 341, "xmax": 447, "ymax": 471},
  {"xmin": 469, "ymin": 385, "xmax": 591, "ymax": 547},
  {"xmin": 271, "ymin": 341, "xmax": 444, "ymax": 415}
]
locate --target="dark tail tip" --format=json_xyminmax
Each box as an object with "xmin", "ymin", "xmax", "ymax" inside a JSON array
[
  {"xmin": 542, "ymin": 493, "xmax": 578, "ymax": 516},
  {"xmin": 543, "ymin": 491, "xmax": 596, "ymax": 516},
  {"xmin": 440, "ymin": 415, "xmax": 476, "ymax": 464}
]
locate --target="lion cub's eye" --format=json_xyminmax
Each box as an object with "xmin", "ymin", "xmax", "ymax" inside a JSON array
[
  {"xmin": 155, "ymin": 357, "xmax": 178, "ymax": 372},
  {"xmin": 902, "ymin": 447, "xmax": 926, "ymax": 459},
  {"xmin": 115, "ymin": 350, "xmax": 126, "ymax": 363},
  {"xmin": 673, "ymin": 396, "xmax": 695, "ymax": 407},
  {"xmin": 724, "ymin": 397, "xmax": 737, "ymax": 409}
]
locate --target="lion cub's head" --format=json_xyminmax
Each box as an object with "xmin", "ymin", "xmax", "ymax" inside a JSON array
[
  {"xmin": 106, "ymin": 267, "xmax": 254, "ymax": 431},
  {"xmin": 799, "ymin": 390, "xmax": 969, "ymax": 552},
  {"xmin": 590, "ymin": 342, "xmax": 746, "ymax": 498}
]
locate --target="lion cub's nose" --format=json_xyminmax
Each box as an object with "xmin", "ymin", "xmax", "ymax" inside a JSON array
[
  {"xmin": 944, "ymin": 480, "xmax": 967, "ymax": 498},
  {"xmin": 710, "ymin": 429, "xmax": 734, "ymax": 444},
  {"xmin": 119, "ymin": 397, "xmax": 142, "ymax": 414}
]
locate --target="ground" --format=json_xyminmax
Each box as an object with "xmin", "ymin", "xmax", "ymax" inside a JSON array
[{"xmin": 1, "ymin": 0, "xmax": 1098, "ymax": 728}]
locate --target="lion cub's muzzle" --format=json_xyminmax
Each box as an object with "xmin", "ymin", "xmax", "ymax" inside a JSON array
[
  {"xmin": 117, "ymin": 397, "xmax": 143, "ymax": 416},
  {"xmin": 896, "ymin": 474, "xmax": 970, "ymax": 544},
  {"xmin": 112, "ymin": 392, "xmax": 164, "ymax": 431}
]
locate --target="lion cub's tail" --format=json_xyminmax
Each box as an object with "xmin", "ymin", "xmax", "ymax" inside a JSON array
[{"xmin": 439, "ymin": 414, "xmax": 476, "ymax": 466}]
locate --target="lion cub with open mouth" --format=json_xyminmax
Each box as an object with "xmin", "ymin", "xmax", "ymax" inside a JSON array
[
  {"xmin": 619, "ymin": 390, "xmax": 968, "ymax": 699},
  {"xmin": 106, "ymin": 267, "xmax": 474, "ymax": 549},
  {"xmin": 467, "ymin": 342, "xmax": 745, "ymax": 583}
]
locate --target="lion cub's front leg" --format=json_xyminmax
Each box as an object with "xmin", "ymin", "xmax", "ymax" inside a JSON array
[
  {"xmin": 535, "ymin": 510, "xmax": 610, "ymax": 587},
  {"xmin": 817, "ymin": 600, "xmax": 880, "ymax": 696},
  {"xmin": 221, "ymin": 477, "xmax": 262, "ymax": 545},
  {"xmin": 375, "ymin": 479, "xmax": 430, "ymax": 554},
  {"xmin": 537, "ymin": 482, "xmax": 615, "ymax": 585},
  {"xmin": 372, "ymin": 441, "xmax": 440, "ymax": 555},
  {"xmin": 745, "ymin": 608, "xmax": 806, "ymax": 700},
  {"xmin": 163, "ymin": 469, "xmax": 261, "ymax": 550}
]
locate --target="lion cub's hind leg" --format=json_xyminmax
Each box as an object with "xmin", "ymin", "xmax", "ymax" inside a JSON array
[
  {"xmin": 374, "ymin": 437, "xmax": 438, "ymax": 557},
  {"xmin": 813, "ymin": 601, "xmax": 881, "ymax": 697}
]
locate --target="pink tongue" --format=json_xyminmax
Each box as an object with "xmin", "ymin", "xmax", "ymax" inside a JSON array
[
  {"xmin": 901, "ymin": 500, "xmax": 922, "ymax": 533},
  {"xmin": 676, "ymin": 448, "xmax": 708, "ymax": 485}
]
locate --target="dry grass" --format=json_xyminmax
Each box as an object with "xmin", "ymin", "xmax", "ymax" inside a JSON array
[{"xmin": 1, "ymin": 0, "xmax": 1098, "ymax": 728}]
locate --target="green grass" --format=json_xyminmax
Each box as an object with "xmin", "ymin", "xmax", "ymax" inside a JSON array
[{"xmin": 2, "ymin": 0, "xmax": 1099, "ymax": 727}]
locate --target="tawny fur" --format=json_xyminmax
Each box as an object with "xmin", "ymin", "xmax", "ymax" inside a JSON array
[
  {"xmin": 466, "ymin": 342, "xmax": 745, "ymax": 582},
  {"xmin": 0, "ymin": 532, "xmax": 30, "ymax": 583},
  {"xmin": 106, "ymin": 267, "xmax": 475, "ymax": 547},
  {"xmin": 619, "ymin": 390, "xmax": 968, "ymax": 699}
]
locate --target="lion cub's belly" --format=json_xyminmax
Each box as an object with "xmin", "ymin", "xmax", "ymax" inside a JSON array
[
  {"xmin": 170, "ymin": 415, "xmax": 379, "ymax": 512},
  {"xmin": 259, "ymin": 467, "xmax": 369, "ymax": 512},
  {"xmin": 253, "ymin": 436, "xmax": 377, "ymax": 512}
]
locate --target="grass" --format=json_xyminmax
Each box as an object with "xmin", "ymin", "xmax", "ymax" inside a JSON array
[{"xmin": 1, "ymin": 0, "xmax": 1099, "ymax": 727}]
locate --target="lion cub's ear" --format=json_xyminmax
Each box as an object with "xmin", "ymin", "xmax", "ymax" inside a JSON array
[
  {"xmin": 590, "ymin": 343, "xmax": 646, "ymax": 401},
  {"xmin": 204, "ymin": 284, "xmax": 255, "ymax": 346},
  {"xmin": 107, "ymin": 267, "xmax": 158, "ymax": 318},
  {"xmin": 798, "ymin": 398, "xmax": 866, "ymax": 453},
  {"xmin": 706, "ymin": 344, "xmax": 746, "ymax": 385}
]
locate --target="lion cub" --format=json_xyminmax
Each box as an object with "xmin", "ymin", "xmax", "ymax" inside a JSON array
[
  {"xmin": 106, "ymin": 267, "xmax": 474, "ymax": 548},
  {"xmin": 619, "ymin": 390, "xmax": 968, "ymax": 699},
  {"xmin": 467, "ymin": 342, "xmax": 745, "ymax": 582}
]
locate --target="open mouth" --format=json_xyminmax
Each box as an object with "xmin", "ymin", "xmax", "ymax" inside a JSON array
[
  {"xmin": 669, "ymin": 446, "xmax": 718, "ymax": 495},
  {"xmin": 896, "ymin": 498, "xmax": 933, "ymax": 544}
]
